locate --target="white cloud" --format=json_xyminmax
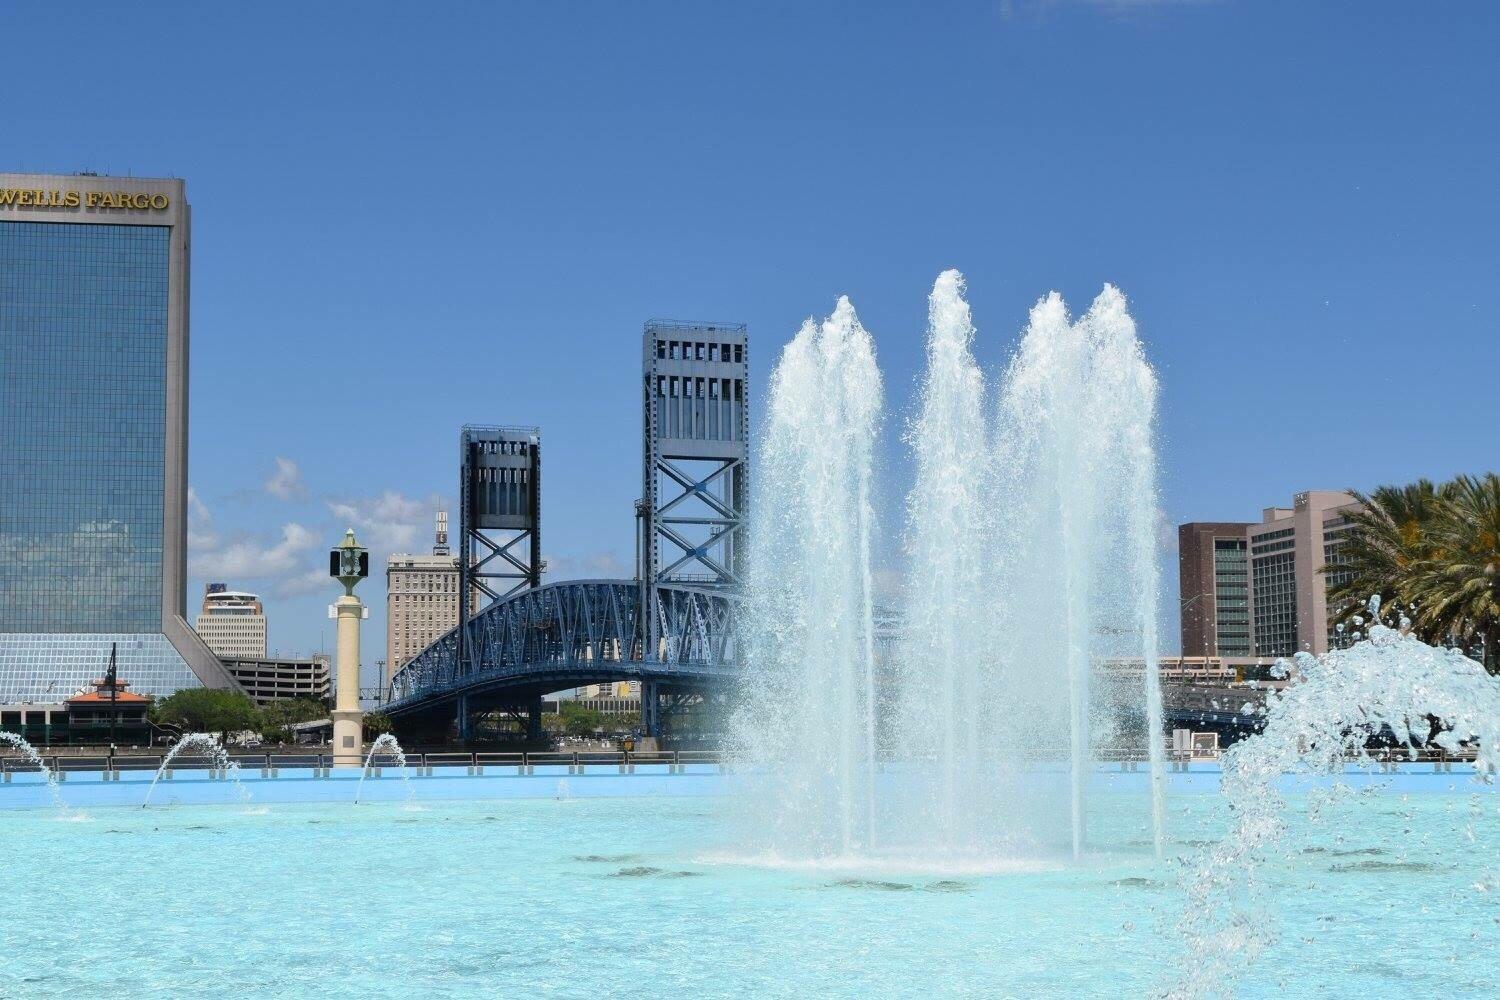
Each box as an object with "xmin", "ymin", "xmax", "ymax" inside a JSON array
[
  {"xmin": 189, "ymin": 522, "xmax": 317, "ymax": 580},
  {"xmin": 187, "ymin": 486, "xmax": 211, "ymax": 523},
  {"xmin": 186, "ymin": 486, "xmax": 218, "ymax": 551},
  {"xmin": 264, "ymin": 457, "xmax": 306, "ymax": 500},
  {"xmin": 275, "ymin": 565, "xmax": 335, "ymax": 598},
  {"xmin": 328, "ymin": 490, "xmax": 440, "ymax": 554}
]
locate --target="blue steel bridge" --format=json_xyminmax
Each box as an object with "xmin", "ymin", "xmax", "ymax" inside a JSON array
[
  {"xmin": 384, "ymin": 579, "xmax": 741, "ymax": 740},
  {"xmin": 384, "ymin": 323, "xmax": 753, "ymax": 741}
]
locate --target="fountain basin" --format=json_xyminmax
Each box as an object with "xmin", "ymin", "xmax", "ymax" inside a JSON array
[{"xmin": 0, "ymin": 790, "xmax": 1492, "ymax": 998}]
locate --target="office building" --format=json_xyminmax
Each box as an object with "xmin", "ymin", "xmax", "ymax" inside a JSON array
[
  {"xmin": 1178, "ymin": 522, "xmax": 1253, "ymax": 659},
  {"xmin": 222, "ymin": 655, "xmax": 331, "ymax": 705},
  {"xmin": 386, "ymin": 512, "xmax": 460, "ymax": 686},
  {"xmin": 194, "ymin": 585, "xmax": 268, "ymax": 660},
  {"xmin": 1179, "ymin": 490, "xmax": 1362, "ymax": 662},
  {"xmin": 1248, "ymin": 491, "xmax": 1360, "ymax": 657},
  {"xmin": 0, "ymin": 173, "xmax": 237, "ymax": 702}
]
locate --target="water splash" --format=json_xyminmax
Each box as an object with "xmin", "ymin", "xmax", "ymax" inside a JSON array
[
  {"xmin": 355, "ymin": 733, "xmax": 413, "ymax": 806},
  {"xmin": 1170, "ymin": 597, "xmax": 1500, "ymax": 998},
  {"xmin": 142, "ymin": 733, "xmax": 251, "ymax": 808},
  {"xmin": 896, "ymin": 270, "xmax": 990, "ymax": 856},
  {"xmin": 0, "ymin": 731, "xmax": 69, "ymax": 816},
  {"xmin": 993, "ymin": 284, "xmax": 1166, "ymax": 859},
  {"xmin": 732, "ymin": 273, "xmax": 1166, "ymax": 866},
  {"xmin": 731, "ymin": 295, "xmax": 884, "ymax": 858}
]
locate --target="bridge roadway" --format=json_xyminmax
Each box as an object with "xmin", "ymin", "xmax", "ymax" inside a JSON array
[{"xmin": 384, "ymin": 579, "xmax": 740, "ymax": 740}]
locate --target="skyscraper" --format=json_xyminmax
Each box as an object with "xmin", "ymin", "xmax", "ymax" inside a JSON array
[
  {"xmin": 385, "ymin": 512, "xmax": 461, "ymax": 687},
  {"xmin": 0, "ymin": 172, "xmax": 237, "ymax": 702},
  {"xmin": 194, "ymin": 585, "xmax": 268, "ymax": 660}
]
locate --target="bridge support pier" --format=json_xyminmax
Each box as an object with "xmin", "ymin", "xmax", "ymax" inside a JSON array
[
  {"xmin": 455, "ymin": 694, "xmax": 472, "ymax": 743},
  {"xmin": 642, "ymin": 680, "xmax": 661, "ymax": 738},
  {"xmin": 526, "ymin": 698, "xmax": 544, "ymax": 743}
]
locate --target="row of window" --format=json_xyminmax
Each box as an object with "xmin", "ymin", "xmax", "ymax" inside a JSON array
[
  {"xmin": 655, "ymin": 340, "xmax": 744, "ymax": 364},
  {"xmin": 655, "ymin": 375, "xmax": 745, "ymax": 401}
]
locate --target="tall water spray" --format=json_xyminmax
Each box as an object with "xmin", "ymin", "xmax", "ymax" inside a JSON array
[
  {"xmin": 731, "ymin": 296, "xmax": 884, "ymax": 859},
  {"xmin": 896, "ymin": 271, "xmax": 992, "ymax": 856},
  {"xmin": 734, "ymin": 274, "xmax": 1165, "ymax": 865},
  {"xmin": 991, "ymin": 285, "xmax": 1165, "ymax": 858}
]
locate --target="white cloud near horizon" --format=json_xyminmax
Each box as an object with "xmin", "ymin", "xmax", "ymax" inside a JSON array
[
  {"xmin": 186, "ymin": 486, "xmax": 218, "ymax": 551},
  {"xmin": 188, "ymin": 522, "xmax": 318, "ymax": 581},
  {"xmin": 264, "ymin": 457, "xmax": 306, "ymax": 500},
  {"xmin": 327, "ymin": 490, "xmax": 444, "ymax": 555}
]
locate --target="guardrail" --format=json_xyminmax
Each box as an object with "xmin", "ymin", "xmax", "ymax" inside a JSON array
[
  {"xmin": 0, "ymin": 745, "xmax": 1479, "ymax": 776},
  {"xmin": 0, "ymin": 749, "xmax": 729, "ymax": 775}
]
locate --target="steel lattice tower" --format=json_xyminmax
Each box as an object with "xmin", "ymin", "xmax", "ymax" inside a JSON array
[
  {"xmin": 458, "ymin": 425, "xmax": 541, "ymax": 676},
  {"xmin": 639, "ymin": 321, "xmax": 749, "ymax": 661}
]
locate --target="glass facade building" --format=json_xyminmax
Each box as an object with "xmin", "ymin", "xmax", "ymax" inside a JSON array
[
  {"xmin": 0, "ymin": 174, "xmax": 236, "ymax": 704},
  {"xmin": 1250, "ymin": 530, "xmax": 1298, "ymax": 658},
  {"xmin": 1180, "ymin": 491, "xmax": 1363, "ymax": 664},
  {"xmin": 1210, "ymin": 538, "xmax": 1250, "ymax": 657}
]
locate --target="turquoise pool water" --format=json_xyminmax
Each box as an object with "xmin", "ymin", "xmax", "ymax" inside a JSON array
[{"xmin": 1, "ymin": 789, "xmax": 1494, "ymax": 998}]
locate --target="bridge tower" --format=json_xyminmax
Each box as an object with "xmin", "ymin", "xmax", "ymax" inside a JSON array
[
  {"xmin": 640, "ymin": 322, "xmax": 748, "ymax": 736},
  {"xmin": 458, "ymin": 425, "xmax": 541, "ymax": 681}
]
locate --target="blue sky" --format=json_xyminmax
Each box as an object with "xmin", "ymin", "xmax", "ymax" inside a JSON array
[{"xmin": 4, "ymin": 1, "xmax": 1497, "ymax": 674}]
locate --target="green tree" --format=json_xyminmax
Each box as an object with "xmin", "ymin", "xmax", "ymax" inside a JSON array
[
  {"xmin": 363, "ymin": 711, "xmax": 394, "ymax": 739},
  {"xmin": 1324, "ymin": 480, "xmax": 1448, "ymax": 641},
  {"xmin": 559, "ymin": 701, "xmax": 605, "ymax": 736},
  {"xmin": 151, "ymin": 688, "xmax": 261, "ymax": 736},
  {"xmin": 1408, "ymin": 472, "xmax": 1500, "ymax": 673},
  {"xmin": 257, "ymin": 698, "xmax": 328, "ymax": 743}
]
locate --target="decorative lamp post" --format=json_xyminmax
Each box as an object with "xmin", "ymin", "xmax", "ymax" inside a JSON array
[{"xmin": 329, "ymin": 528, "xmax": 369, "ymax": 767}]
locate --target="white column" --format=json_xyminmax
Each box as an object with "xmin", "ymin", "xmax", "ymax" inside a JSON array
[{"xmin": 331, "ymin": 593, "xmax": 364, "ymax": 767}]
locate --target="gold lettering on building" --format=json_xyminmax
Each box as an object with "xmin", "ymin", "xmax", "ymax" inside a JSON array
[{"xmin": 0, "ymin": 187, "xmax": 171, "ymax": 212}]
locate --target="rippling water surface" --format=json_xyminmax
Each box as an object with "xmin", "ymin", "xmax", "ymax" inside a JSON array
[{"xmin": 1, "ymin": 790, "xmax": 1493, "ymax": 998}]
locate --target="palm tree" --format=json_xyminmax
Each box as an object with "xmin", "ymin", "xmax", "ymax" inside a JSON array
[
  {"xmin": 1323, "ymin": 480, "xmax": 1447, "ymax": 642},
  {"xmin": 1408, "ymin": 473, "xmax": 1500, "ymax": 674}
]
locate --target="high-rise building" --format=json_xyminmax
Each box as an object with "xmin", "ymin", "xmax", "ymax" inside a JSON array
[
  {"xmin": 385, "ymin": 512, "xmax": 460, "ymax": 687},
  {"xmin": 1178, "ymin": 490, "xmax": 1362, "ymax": 663},
  {"xmin": 1177, "ymin": 522, "xmax": 1253, "ymax": 658},
  {"xmin": 0, "ymin": 173, "xmax": 237, "ymax": 702},
  {"xmin": 194, "ymin": 585, "xmax": 268, "ymax": 660},
  {"xmin": 1248, "ymin": 491, "xmax": 1360, "ymax": 658}
]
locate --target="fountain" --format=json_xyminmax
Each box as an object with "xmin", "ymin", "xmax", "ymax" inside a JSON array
[
  {"xmin": 1170, "ymin": 597, "xmax": 1500, "ymax": 997},
  {"xmin": 142, "ymin": 733, "xmax": 252, "ymax": 808},
  {"xmin": 732, "ymin": 271, "xmax": 1167, "ymax": 865},
  {"xmin": 0, "ymin": 731, "xmax": 68, "ymax": 815},
  {"xmin": 990, "ymin": 282, "xmax": 1166, "ymax": 858},
  {"xmin": 354, "ymin": 733, "xmax": 413, "ymax": 806},
  {"xmin": 731, "ymin": 295, "xmax": 884, "ymax": 859}
]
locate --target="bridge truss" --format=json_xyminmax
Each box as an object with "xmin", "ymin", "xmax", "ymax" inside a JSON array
[{"xmin": 385, "ymin": 579, "xmax": 741, "ymax": 739}]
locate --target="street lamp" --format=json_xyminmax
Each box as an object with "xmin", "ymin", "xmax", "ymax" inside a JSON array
[{"xmin": 329, "ymin": 529, "xmax": 369, "ymax": 767}]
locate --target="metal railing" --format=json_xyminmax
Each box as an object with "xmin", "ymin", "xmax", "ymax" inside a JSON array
[
  {"xmin": 0, "ymin": 748, "xmax": 730, "ymax": 775},
  {"xmin": 0, "ymin": 745, "xmax": 1480, "ymax": 776}
]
